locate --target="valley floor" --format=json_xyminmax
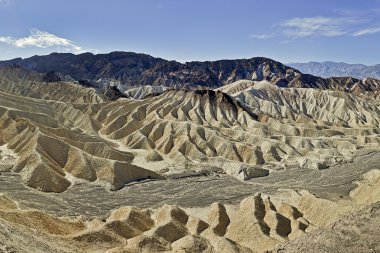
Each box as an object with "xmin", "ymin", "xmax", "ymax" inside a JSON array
[{"xmin": 0, "ymin": 150, "xmax": 378, "ymax": 218}]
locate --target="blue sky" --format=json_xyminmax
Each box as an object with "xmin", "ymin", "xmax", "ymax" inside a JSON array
[{"xmin": 1, "ymin": 0, "xmax": 380, "ymax": 64}]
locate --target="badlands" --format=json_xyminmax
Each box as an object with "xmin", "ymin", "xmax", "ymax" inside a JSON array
[{"xmin": 0, "ymin": 59, "xmax": 379, "ymax": 252}]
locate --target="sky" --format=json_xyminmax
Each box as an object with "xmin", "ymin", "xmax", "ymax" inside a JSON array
[{"xmin": 1, "ymin": 0, "xmax": 380, "ymax": 64}]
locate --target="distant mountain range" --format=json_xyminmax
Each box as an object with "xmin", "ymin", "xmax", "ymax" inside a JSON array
[
  {"xmin": 0, "ymin": 52, "xmax": 379, "ymax": 98},
  {"xmin": 0, "ymin": 52, "xmax": 300, "ymax": 89},
  {"xmin": 289, "ymin": 61, "xmax": 380, "ymax": 79}
]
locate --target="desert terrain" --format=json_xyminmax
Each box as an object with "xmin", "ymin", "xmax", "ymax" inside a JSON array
[{"xmin": 0, "ymin": 55, "xmax": 379, "ymax": 252}]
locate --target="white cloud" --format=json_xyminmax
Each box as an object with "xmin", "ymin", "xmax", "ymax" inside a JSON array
[
  {"xmin": 251, "ymin": 13, "xmax": 380, "ymax": 40},
  {"xmin": 250, "ymin": 33, "xmax": 274, "ymax": 39},
  {"xmin": 281, "ymin": 16, "xmax": 349, "ymax": 38},
  {"xmin": 0, "ymin": 0, "xmax": 10, "ymax": 7},
  {"xmin": 0, "ymin": 29, "xmax": 83, "ymax": 53},
  {"xmin": 353, "ymin": 27, "xmax": 380, "ymax": 36},
  {"xmin": 250, "ymin": 16, "xmax": 354, "ymax": 40}
]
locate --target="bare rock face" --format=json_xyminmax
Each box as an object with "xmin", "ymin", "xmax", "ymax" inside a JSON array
[
  {"xmin": 155, "ymin": 205, "xmax": 189, "ymax": 225},
  {"xmin": 105, "ymin": 207, "xmax": 154, "ymax": 239},
  {"xmin": 237, "ymin": 165, "xmax": 269, "ymax": 180},
  {"xmin": 298, "ymin": 159, "xmax": 329, "ymax": 170},
  {"xmin": 227, "ymin": 195, "xmax": 277, "ymax": 251},
  {"xmin": 21, "ymin": 163, "xmax": 71, "ymax": 193},
  {"xmin": 42, "ymin": 71, "xmax": 61, "ymax": 83},
  {"xmin": 207, "ymin": 202, "xmax": 230, "ymax": 236},
  {"xmin": 103, "ymin": 85, "xmax": 128, "ymax": 101},
  {"xmin": 146, "ymin": 205, "xmax": 190, "ymax": 243},
  {"xmin": 145, "ymin": 150, "xmax": 164, "ymax": 162},
  {"xmin": 171, "ymin": 235, "xmax": 213, "ymax": 253},
  {"xmin": 186, "ymin": 217, "xmax": 209, "ymax": 235}
]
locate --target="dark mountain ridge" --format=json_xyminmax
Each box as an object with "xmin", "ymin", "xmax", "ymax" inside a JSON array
[
  {"xmin": 0, "ymin": 52, "xmax": 300, "ymax": 88},
  {"xmin": 0, "ymin": 52, "xmax": 380, "ymax": 98}
]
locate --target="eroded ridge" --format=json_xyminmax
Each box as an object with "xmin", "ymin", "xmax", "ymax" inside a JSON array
[{"xmin": 1, "ymin": 70, "xmax": 380, "ymax": 192}]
